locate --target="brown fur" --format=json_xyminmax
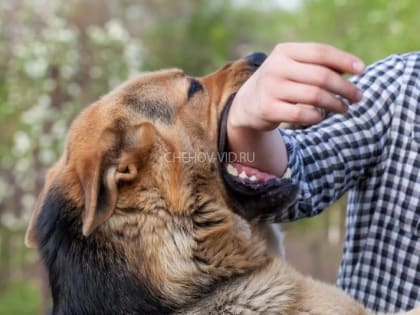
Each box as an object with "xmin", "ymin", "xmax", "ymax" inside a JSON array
[{"xmin": 27, "ymin": 57, "xmax": 376, "ymax": 314}]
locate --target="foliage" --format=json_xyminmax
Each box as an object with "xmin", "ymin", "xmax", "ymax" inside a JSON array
[
  {"xmin": 139, "ymin": 0, "xmax": 289, "ymax": 75},
  {"xmin": 0, "ymin": 1, "xmax": 143, "ymax": 232},
  {"xmin": 287, "ymin": 0, "xmax": 420, "ymax": 64},
  {"xmin": 0, "ymin": 281, "xmax": 40, "ymax": 315}
]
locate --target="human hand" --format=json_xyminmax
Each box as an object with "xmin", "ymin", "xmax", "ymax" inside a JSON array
[
  {"xmin": 226, "ymin": 43, "xmax": 365, "ymax": 177},
  {"xmin": 228, "ymin": 42, "xmax": 365, "ymax": 131}
]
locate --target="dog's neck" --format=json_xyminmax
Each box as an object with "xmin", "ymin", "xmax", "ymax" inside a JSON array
[
  {"xmin": 35, "ymin": 186, "xmax": 271, "ymax": 313},
  {"xmin": 109, "ymin": 189, "xmax": 271, "ymax": 307},
  {"xmin": 35, "ymin": 188, "xmax": 173, "ymax": 315}
]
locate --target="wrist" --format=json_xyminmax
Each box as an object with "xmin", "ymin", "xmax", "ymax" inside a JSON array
[{"xmin": 227, "ymin": 125, "xmax": 288, "ymax": 178}]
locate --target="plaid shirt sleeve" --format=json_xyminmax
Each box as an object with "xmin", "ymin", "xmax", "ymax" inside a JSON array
[
  {"xmin": 279, "ymin": 53, "xmax": 420, "ymax": 312},
  {"xmin": 280, "ymin": 55, "xmax": 404, "ymax": 219}
]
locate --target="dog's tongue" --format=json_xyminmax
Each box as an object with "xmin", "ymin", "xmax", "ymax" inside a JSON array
[{"xmin": 227, "ymin": 162, "xmax": 277, "ymax": 182}]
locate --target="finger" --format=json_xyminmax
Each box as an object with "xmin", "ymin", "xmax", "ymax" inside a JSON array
[
  {"xmin": 274, "ymin": 43, "xmax": 365, "ymax": 75},
  {"xmin": 282, "ymin": 60, "xmax": 363, "ymax": 103},
  {"xmin": 273, "ymin": 81, "xmax": 348, "ymax": 113},
  {"xmin": 293, "ymin": 104, "xmax": 326, "ymax": 127},
  {"xmin": 261, "ymin": 101, "xmax": 325, "ymax": 126}
]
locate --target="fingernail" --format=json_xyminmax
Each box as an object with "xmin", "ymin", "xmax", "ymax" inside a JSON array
[{"xmin": 352, "ymin": 60, "xmax": 365, "ymax": 73}]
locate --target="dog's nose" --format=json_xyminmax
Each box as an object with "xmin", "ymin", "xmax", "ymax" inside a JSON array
[{"xmin": 245, "ymin": 52, "xmax": 267, "ymax": 67}]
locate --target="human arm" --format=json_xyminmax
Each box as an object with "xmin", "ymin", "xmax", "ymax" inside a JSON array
[{"xmin": 227, "ymin": 44, "xmax": 404, "ymax": 220}]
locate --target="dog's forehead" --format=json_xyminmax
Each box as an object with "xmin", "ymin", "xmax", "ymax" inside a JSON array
[
  {"xmin": 66, "ymin": 69, "xmax": 188, "ymax": 149},
  {"xmin": 64, "ymin": 62, "xmax": 247, "ymax": 153},
  {"xmin": 119, "ymin": 68, "xmax": 186, "ymax": 92},
  {"xmin": 115, "ymin": 68, "xmax": 188, "ymax": 124}
]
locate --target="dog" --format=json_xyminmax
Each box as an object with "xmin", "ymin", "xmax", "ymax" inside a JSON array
[{"xmin": 25, "ymin": 52, "xmax": 381, "ymax": 314}]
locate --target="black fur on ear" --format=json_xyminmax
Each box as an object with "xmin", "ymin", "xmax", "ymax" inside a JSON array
[{"xmin": 35, "ymin": 186, "xmax": 172, "ymax": 315}]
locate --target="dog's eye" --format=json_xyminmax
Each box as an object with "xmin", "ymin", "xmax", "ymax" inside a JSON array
[{"xmin": 187, "ymin": 79, "xmax": 203, "ymax": 100}]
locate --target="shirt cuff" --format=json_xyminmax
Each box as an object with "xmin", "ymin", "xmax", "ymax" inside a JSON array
[
  {"xmin": 278, "ymin": 128, "xmax": 313, "ymax": 204},
  {"xmin": 278, "ymin": 128, "xmax": 300, "ymax": 180}
]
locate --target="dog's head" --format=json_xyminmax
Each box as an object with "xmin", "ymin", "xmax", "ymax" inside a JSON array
[{"xmin": 25, "ymin": 52, "xmax": 297, "ymax": 309}]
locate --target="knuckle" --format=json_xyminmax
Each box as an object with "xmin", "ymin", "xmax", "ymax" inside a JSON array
[
  {"xmin": 310, "ymin": 88, "xmax": 324, "ymax": 104},
  {"xmin": 273, "ymin": 43, "xmax": 294, "ymax": 58},
  {"xmin": 311, "ymin": 43, "xmax": 328, "ymax": 59},
  {"xmin": 273, "ymin": 43, "xmax": 286, "ymax": 53},
  {"xmin": 331, "ymin": 96, "xmax": 341, "ymax": 107},
  {"xmin": 316, "ymin": 68, "xmax": 331, "ymax": 83},
  {"xmin": 289, "ymin": 107, "xmax": 305, "ymax": 123}
]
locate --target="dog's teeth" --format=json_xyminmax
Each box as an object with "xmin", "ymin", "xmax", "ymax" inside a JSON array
[
  {"xmin": 226, "ymin": 164, "xmax": 238, "ymax": 176},
  {"xmin": 249, "ymin": 175, "xmax": 257, "ymax": 181},
  {"xmin": 283, "ymin": 168, "xmax": 292, "ymax": 179},
  {"xmin": 239, "ymin": 171, "xmax": 247, "ymax": 179}
]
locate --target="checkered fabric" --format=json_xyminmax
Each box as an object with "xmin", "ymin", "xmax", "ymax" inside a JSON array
[{"xmin": 279, "ymin": 53, "xmax": 420, "ymax": 312}]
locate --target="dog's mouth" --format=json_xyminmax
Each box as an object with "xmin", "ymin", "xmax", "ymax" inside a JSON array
[
  {"xmin": 225, "ymin": 162, "xmax": 278, "ymax": 184},
  {"xmin": 223, "ymin": 161, "xmax": 292, "ymax": 190},
  {"xmin": 218, "ymin": 93, "xmax": 299, "ymax": 223}
]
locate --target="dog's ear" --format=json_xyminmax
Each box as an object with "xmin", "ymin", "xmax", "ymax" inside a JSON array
[
  {"xmin": 80, "ymin": 122, "xmax": 156, "ymax": 236},
  {"xmin": 78, "ymin": 145, "xmax": 117, "ymax": 237},
  {"xmin": 24, "ymin": 122, "xmax": 157, "ymax": 246}
]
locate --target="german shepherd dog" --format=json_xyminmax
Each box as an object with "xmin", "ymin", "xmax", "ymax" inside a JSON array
[{"xmin": 25, "ymin": 53, "xmax": 381, "ymax": 314}]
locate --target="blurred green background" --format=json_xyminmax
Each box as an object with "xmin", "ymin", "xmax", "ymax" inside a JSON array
[{"xmin": 0, "ymin": 0, "xmax": 418, "ymax": 314}]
